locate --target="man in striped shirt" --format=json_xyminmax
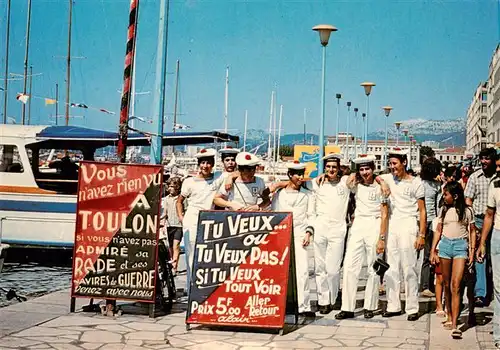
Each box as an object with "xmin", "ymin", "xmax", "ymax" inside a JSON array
[{"xmin": 465, "ymin": 147, "xmax": 498, "ymax": 307}]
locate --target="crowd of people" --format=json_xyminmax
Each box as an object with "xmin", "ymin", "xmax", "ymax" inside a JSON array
[{"xmin": 157, "ymin": 145, "xmax": 500, "ymax": 344}]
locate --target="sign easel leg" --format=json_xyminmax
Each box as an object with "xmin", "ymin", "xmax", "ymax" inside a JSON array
[
  {"xmin": 70, "ymin": 297, "xmax": 75, "ymax": 313},
  {"xmin": 149, "ymin": 303, "xmax": 155, "ymax": 318}
]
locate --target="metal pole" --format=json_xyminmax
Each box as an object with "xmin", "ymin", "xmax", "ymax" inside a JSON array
[
  {"xmin": 2, "ymin": 0, "xmax": 11, "ymax": 124},
  {"xmin": 364, "ymin": 96, "xmax": 370, "ymax": 153},
  {"xmin": 346, "ymin": 102, "xmax": 351, "ymax": 160},
  {"xmin": 277, "ymin": 105, "xmax": 283, "ymax": 162},
  {"xmin": 27, "ymin": 66, "xmax": 33, "ymax": 125},
  {"xmin": 267, "ymin": 91, "xmax": 274, "ymax": 160},
  {"xmin": 150, "ymin": 0, "xmax": 169, "ymax": 165},
  {"xmin": 303, "ymin": 108, "xmax": 307, "ymax": 145},
  {"xmin": 353, "ymin": 108, "xmax": 358, "ymax": 158},
  {"xmin": 117, "ymin": 0, "xmax": 140, "ymax": 163},
  {"xmin": 362, "ymin": 113, "xmax": 366, "ymax": 151},
  {"xmin": 172, "ymin": 59, "xmax": 179, "ymax": 133},
  {"xmin": 335, "ymin": 97, "xmax": 340, "ymax": 145},
  {"xmin": 224, "ymin": 66, "xmax": 229, "ymax": 133},
  {"xmin": 55, "ymin": 83, "xmax": 59, "ymax": 126},
  {"xmin": 130, "ymin": 37, "xmax": 137, "ymax": 129},
  {"xmin": 65, "ymin": 0, "xmax": 73, "ymax": 126},
  {"xmin": 243, "ymin": 110, "xmax": 248, "ymax": 152},
  {"xmin": 22, "ymin": 0, "xmax": 32, "ymax": 125},
  {"xmin": 273, "ymin": 90, "xmax": 278, "ymax": 163},
  {"xmin": 384, "ymin": 116, "xmax": 388, "ymax": 170},
  {"xmin": 318, "ymin": 45, "xmax": 327, "ymax": 175}
]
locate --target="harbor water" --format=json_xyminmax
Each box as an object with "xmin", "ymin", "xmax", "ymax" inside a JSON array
[{"xmin": 0, "ymin": 262, "xmax": 72, "ymax": 308}]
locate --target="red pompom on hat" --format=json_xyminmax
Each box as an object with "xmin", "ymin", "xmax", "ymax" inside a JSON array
[
  {"xmin": 245, "ymin": 154, "xmax": 251, "ymax": 160},
  {"xmin": 200, "ymin": 149, "xmax": 207, "ymax": 153}
]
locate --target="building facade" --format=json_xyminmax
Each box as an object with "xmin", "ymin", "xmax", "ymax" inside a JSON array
[
  {"xmin": 326, "ymin": 137, "xmax": 420, "ymax": 171},
  {"xmin": 488, "ymin": 44, "xmax": 500, "ymax": 144},
  {"xmin": 433, "ymin": 147, "xmax": 467, "ymax": 165},
  {"xmin": 466, "ymin": 82, "xmax": 488, "ymax": 154}
]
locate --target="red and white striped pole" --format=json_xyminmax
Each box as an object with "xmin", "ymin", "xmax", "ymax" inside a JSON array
[{"xmin": 117, "ymin": 0, "xmax": 140, "ymax": 163}]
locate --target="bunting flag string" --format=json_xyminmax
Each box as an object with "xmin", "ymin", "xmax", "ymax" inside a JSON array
[
  {"xmin": 16, "ymin": 93, "xmax": 30, "ymax": 104},
  {"xmin": 174, "ymin": 123, "xmax": 191, "ymax": 130},
  {"xmin": 13, "ymin": 92, "xmax": 115, "ymax": 115}
]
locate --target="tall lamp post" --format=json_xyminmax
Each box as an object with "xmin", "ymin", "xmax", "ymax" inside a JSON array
[
  {"xmin": 361, "ymin": 112, "xmax": 366, "ymax": 149},
  {"xmin": 394, "ymin": 122, "xmax": 402, "ymax": 146},
  {"xmin": 382, "ymin": 106, "xmax": 393, "ymax": 170},
  {"xmin": 409, "ymin": 135, "xmax": 414, "ymax": 169},
  {"xmin": 353, "ymin": 107, "xmax": 359, "ymax": 158},
  {"xmin": 402, "ymin": 129, "xmax": 409, "ymax": 148},
  {"xmin": 335, "ymin": 93, "xmax": 342, "ymax": 144},
  {"xmin": 361, "ymin": 82, "xmax": 376, "ymax": 153},
  {"xmin": 313, "ymin": 24, "xmax": 338, "ymax": 175},
  {"xmin": 346, "ymin": 101, "xmax": 351, "ymax": 160}
]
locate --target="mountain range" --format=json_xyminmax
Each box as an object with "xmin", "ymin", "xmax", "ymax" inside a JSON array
[{"xmin": 238, "ymin": 118, "xmax": 466, "ymax": 150}]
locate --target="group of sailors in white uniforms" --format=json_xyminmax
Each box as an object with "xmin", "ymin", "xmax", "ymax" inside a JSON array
[{"xmin": 176, "ymin": 145, "xmax": 427, "ymax": 321}]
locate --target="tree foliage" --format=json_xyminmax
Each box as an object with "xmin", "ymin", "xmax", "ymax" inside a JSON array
[
  {"xmin": 419, "ymin": 145, "xmax": 435, "ymax": 164},
  {"xmin": 279, "ymin": 145, "xmax": 293, "ymax": 157}
]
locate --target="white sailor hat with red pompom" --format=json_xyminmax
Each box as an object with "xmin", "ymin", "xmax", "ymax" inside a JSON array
[
  {"xmin": 236, "ymin": 152, "xmax": 261, "ymax": 166},
  {"xmin": 353, "ymin": 154, "xmax": 376, "ymax": 165},
  {"xmin": 218, "ymin": 146, "xmax": 240, "ymax": 155},
  {"xmin": 322, "ymin": 153, "xmax": 343, "ymax": 161},
  {"xmin": 286, "ymin": 160, "xmax": 306, "ymax": 170},
  {"xmin": 388, "ymin": 147, "xmax": 408, "ymax": 156},
  {"xmin": 195, "ymin": 148, "xmax": 217, "ymax": 159}
]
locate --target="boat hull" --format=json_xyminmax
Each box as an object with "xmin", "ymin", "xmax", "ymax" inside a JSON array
[{"xmin": 0, "ymin": 192, "xmax": 76, "ymax": 249}]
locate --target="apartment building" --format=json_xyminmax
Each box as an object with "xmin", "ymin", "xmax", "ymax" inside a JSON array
[
  {"xmin": 488, "ymin": 44, "xmax": 500, "ymax": 143},
  {"xmin": 434, "ymin": 147, "xmax": 467, "ymax": 165},
  {"xmin": 466, "ymin": 82, "xmax": 488, "ymax": 154}
]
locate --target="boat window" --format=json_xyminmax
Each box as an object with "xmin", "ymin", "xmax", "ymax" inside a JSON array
[
  {"xmin": 34, "ymin": 149, "xmax": 83, "ymax": 194},
  {"xmin": 0, "ymin": 145, "xmax": 24, "ymax": 173}
]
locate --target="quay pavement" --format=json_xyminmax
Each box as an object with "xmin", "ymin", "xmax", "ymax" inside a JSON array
[{"xmin": 0, "ymin": 266, "xmax": 497, "ymax": 350}]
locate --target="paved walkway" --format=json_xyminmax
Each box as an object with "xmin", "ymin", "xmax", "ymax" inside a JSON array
[
  {"xmin": 0, "ymin": 252, "xmax": 496, "ymax": 350},
  {"xmin": 0, "ymin": 284, "xmax": 496, "ymax": 350}
]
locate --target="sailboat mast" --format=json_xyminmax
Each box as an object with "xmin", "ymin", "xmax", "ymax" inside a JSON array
[
  {"xmin": 117, "ymin": 0, "xmax": 140, "ymax": 163},
  {"xmin": 267, "ymin": 91, "xmax": 274, "ymax": 160},
  {"xmin": 224, "ymin": 66, "xmax": 229, "ymax": 133},
  {"xmin": 272, "ymin": 89, "xmax": 277, "ymax": 162},
  {"xmin": 243, "ymin": 110, "xmax": 248, "ymax": 152},
  {"xmin": 28, "ymin": 66, "xmax": 33, "ymax": 125},
  {"xmin": 55, "ymin": 83, "xmax": 59, "ymax": 126},
  {"xmin": 65, "ymin": 0, "xmax": 73, "ymax": 126},
  {"xmin": 277, "ymin": 104, "xmax": 283, "ymax": 163},
  {"xmin": 173, "ymin": 59, "xmax": 180, "ymax": 134},
  {"xmin": 150, "ymin": 0, "xmax": 169, "ymax": 165},
  {"xmin": 303, "ymin": 108, "xmax": 307, "ymax": 145},
  {"xmin": 130, "ymin": 43, "xmax": 137, "ymax": 129},
  {"xmin": 21, "ymin": 0, "xmax": 32, "ymax": 125},
  {"xmin": 2, "ymin": 0, "xmax": 11, "ymax": 124}
]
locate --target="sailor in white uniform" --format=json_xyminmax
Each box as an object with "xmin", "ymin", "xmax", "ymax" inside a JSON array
[
  {"xmin": 176, "ymin": 148, "xmax": 225, "ymax": 285},
  {"xmin": 311, "ymin": 153, "xmax": 350, "ymax": 314},
  {"xmin": 214, "ymin": 152, "xmax": 270, "ymax": 211},
  {"xmin": 271, "ymin": 161, "xmax": 316, "ymax": 317},
  {"xmin": 378, "ymin": 147, "xmax": 427, "ymax": 321},
  {"xmin": 216, "ymin": 146, "xmax": 239, "ymax": 179},
  {"xmin": 335, "ymin": 154, "xmax": 389, "ymax": 319}
]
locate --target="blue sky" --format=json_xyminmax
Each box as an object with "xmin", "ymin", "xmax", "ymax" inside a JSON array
[{"xmin": 0, "ymin": 0, "xmax": 499, "ymax": 137}]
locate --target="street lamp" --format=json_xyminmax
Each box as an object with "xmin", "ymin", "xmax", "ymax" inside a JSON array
[
  {"xmin": 346, "ymin": 101, "xmax": 351, "ymax": 160},
  {"xmin": 362, "ymin": 112, "xmax": 366, "ymax": 149},
  {"xmin": 361, "ymin": 82, "xmax": 376, "ymax": 153},
  {"xmin": 353, "ymin": 107, "xmax": 359, "ymax": 158},
  {"xmin": 402, "ymin": 129, "xmax": 409, "ymax": 148},
  {"xmin": 409, "ymin": 135, "xmax": 414, "ymax": 169},
  {"xmin": 394, "ymin": 122, "xmax": 402, "ymax": 146},
  {"xmin": 335, "ymin": 93, "xmax": 342, "ymax": 145},
  {"xmin": 382, "ymin": 106, "xmax": 393, "ymax": 170},
  {"xmin": 313, "ymin": 24, "xmax": 338, "ymax": 175}
]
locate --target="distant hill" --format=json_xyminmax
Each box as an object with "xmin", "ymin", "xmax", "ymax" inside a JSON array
[{"xmin": 238, "ymin": 118, "xmax": 466, "ymax": 150}]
